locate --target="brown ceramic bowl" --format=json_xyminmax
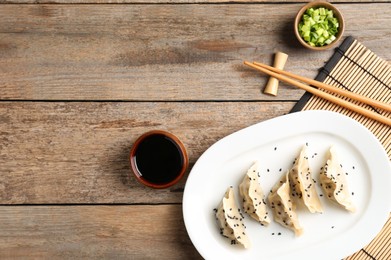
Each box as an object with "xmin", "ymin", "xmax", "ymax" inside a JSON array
[
  {"xmin": 294, "ymin": 1, "xmax": 345, "ymax": 50},
  {"xmin": 130, "ymin": 130, "xmax": 188, "ymax": 189}
]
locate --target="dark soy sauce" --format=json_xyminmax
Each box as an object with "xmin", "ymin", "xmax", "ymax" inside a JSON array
[{"xmin": 134, "ymin": 134, "xmax": 184, "ymax": 184}]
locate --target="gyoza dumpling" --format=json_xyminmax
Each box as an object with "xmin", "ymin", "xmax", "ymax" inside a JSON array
[
  {"xmin": 215, "ymin": 187, "xmax": 250, "ymax": 248},
  {"xmin": 319, "ymin": 146, "xmax": 355, "ymax": 212},
  {"xmin": 268, "ymin": 171, "xmax": 303, "ymax": 236},
  {"xmin": 290, "ymin": 146, "xmax": 323, "ymax": 213},
  {"xmin": 239, "ymin": 161, "xmax": 271, "ymax": 226}
]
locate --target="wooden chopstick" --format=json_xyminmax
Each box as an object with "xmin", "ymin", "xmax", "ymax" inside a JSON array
[
  {"xmin": 244, "ymin": 61, "xmax": 391, "ymax": 126},
  {"xmin": 253, "ymin": 61, "xmax": 391, "ymax": 112}
]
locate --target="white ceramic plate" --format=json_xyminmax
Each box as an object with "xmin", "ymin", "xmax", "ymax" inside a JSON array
[{"xmin": 183, "ymin": 110, "xmax": 391, "ymax": 260}]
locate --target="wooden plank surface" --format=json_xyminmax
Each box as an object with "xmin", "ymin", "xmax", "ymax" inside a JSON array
[
  {"xmin": 0, "ymin": 206, "xmax": 389, "ymax": 259},
  {"xmin": 1, "ymin": 1, "xmax": 390, "ymax": 259},
  {"xmin": 0, "ymin": 205, "xmax": 202, "ymax": 259},
  {"xmin": 0, "ymin": 4, "xmax": 390, "ymax": 101},
  {"xmin": 0, "ymin": 101, "xmax": 294, "ymax": 204},
  {"xmin": 1, "ymin": 0, "xmax": 389, "ymax": 4}
]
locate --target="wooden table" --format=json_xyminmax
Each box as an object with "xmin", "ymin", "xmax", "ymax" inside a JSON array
[{"xmin": 0, "ymin": 0, "xmax": 389, "ymax": 259}]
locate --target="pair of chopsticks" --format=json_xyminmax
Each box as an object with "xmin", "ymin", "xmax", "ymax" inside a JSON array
[{"xmin": 244, "ymin": 61, "xmax": 391, "ymax": 126}]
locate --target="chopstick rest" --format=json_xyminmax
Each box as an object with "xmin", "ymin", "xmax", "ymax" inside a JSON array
[
  {"xmin": 254, "ymin": 61, "xmax": 391, "ymax": 113},
  {"xmin": 263, "ymin": 52, "xmax": 288, "ymax": 96},
  {"xmin": 244, "ymin": 61, "xmax": 391, "ymax": 126}
]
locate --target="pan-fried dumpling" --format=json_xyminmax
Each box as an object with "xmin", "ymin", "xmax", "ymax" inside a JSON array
[
  {"xmin": 215, "ymin": 187, "xmax": 250, "ymax": 248},
  {"xmin": 239, "ymin": 161, "xmax": 271, "ymax": 226},
  {"xmin": 290, "ymin": 146, "xmax": 323, "ymax": 213},
  {"xmin": 319, "ymin": 146, "xmax": 355, "ymax": 212},
  {"xmin": 268, "ymin": 171, "xmax": 303, "ymax": 236}
]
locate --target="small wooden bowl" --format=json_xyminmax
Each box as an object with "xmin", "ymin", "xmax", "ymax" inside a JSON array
[
  {"xmin": 130, "ymin": 130, "xmax": 188, "ymax": 189},
  {"xmin": 294, "ymin": 1, "xmax": 345, "ymax": 50}
]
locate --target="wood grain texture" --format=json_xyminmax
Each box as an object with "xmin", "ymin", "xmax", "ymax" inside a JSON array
[
  {"xmin": 0, "ymin": 4, "xmax": 390, "ymax": 101},
  {"xmin": 0, "ymin": 205, "xmax": 203, "ymax": 259},
  {"xmin": 1, "ymin": 0, "xmax": 389, "ymax": 4},
  {"xmin": 0, "ymin": 205, "xmax": 389, "ymax": 259},
  {"xmin": 0, "ymin": 2, "xmax": 389, "ymax": 259},
  {"xmin": 0, "ymin": 101, "xmax": 294, "ymax": 204}
]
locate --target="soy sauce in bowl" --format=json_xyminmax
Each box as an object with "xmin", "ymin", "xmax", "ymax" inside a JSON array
[{"xmin": 130, "ymin": 130, "xmax": 188, "ymax": 189}]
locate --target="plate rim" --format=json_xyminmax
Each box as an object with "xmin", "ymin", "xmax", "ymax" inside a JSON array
[{"xmin": 183, "ymin": 110, "xmax": 391, "ymax": 260}]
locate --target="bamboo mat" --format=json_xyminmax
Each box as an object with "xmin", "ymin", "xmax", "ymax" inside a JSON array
[{"xmin": 291, "ymin": 36, "xmax": 390, "ymax": 260}]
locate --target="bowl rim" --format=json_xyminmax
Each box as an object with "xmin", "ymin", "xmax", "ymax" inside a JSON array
[
  {"xmin": 294, "ymin": 1, "xmax": 345, "ymax": 50},
  {"xmin": 129, "ymin": 130, "xmax": 189, "ymax": 189}
]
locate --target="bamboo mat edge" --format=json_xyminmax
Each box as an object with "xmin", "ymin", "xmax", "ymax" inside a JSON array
[{"xmin": 291, "ymin": 36, "xmax": 390, "ymax": 260}]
